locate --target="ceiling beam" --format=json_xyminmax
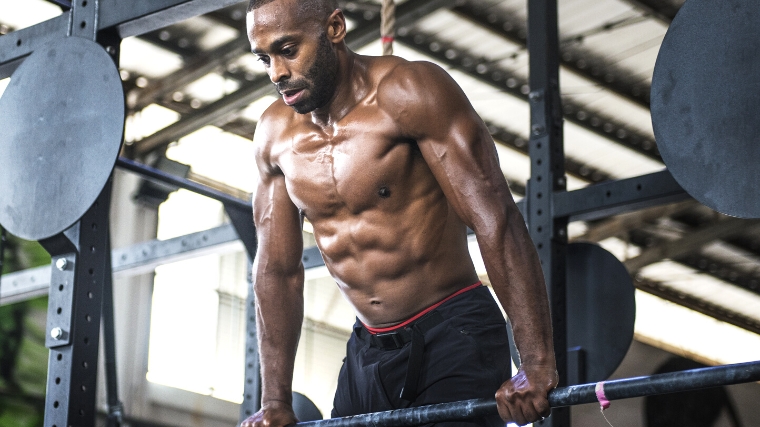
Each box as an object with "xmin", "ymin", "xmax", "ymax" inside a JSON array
[
  {"xmin": 635, "ymin": 277, "xmax": 760, "ymax": 336},
  {"xmin": 484, "ymin": 121, "xmax": 613, "ymax": 184},
  {"xmin": 452, "ymin": 0, "xmax": 651, "ymax": 110},
  {"xmin": 625, "ymin": 217, "xmax": 760, "ymax": 273},
  {"xmin": 669, "ymin": 210, "xmax": 760, "ymax": 261},
  {"xmin": 618, "ymin": 0, "xmax": 679, "ymax": 24},
  {"xmin": 570, "ymin": 198, "xmax": 760, "ymax": 301},
  {"xmin": 625, "ymin": 221, "xmax": 760, "ymax": 300},
  {"xmin": 630, "ymin": 204, "xmax": 760, "ymax": 296},
  {"xmin": 138, "ymin": 24, "xmax": 204, "ymax": 57},
  {"xmin": 130, "ymin": 74, "xmax": 272, "ymax": 155},
  {"xmin": 676, "ymin": 253, "xmax": 760, "ymax": 296},
  {"xmin": 0, "ymin": 0, "xmax": 243, "ymax": 71},
  {"xmin": 390, "ymin": 26, "xmax": 662, "ymax": 162},
  {"xmin": 573, "ymin": 200, "xmax": 697, "ymax": 243}
]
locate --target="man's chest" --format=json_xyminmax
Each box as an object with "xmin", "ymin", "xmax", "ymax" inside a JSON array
[{"xmin": 275, "ymin": 123, "xmax": 420, "ymax": 216}]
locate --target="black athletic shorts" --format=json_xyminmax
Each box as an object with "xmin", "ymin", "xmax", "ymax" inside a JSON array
[{"xmin": 331, "ymin": 285, "xmax": 512, "ymax": 426}]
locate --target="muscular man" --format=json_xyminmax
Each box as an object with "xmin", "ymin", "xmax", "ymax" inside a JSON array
[{"xmin": 242, "ymin": 0, "xmax": 558, "ymax": 425}]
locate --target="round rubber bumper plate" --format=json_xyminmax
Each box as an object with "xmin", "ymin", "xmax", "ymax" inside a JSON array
[
  {"xmin": 509, "ymin": 242, "xmax": 635, "ymax": 383},
  {"xmin": 565, "ymin": 242, "xmax": 635, "ymax": 383},
  {"xmin": 0, "ymin": 36, "xmax": 124, "ymax": 240},
  {"xmin": 651, "ymin": 0, "xmax": 760, "ymax": 218}
]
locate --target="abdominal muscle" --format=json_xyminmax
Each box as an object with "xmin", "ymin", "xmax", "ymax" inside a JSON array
[{"xmin": 310, "ymin": 198, "xmax": 479, "ymax": 329}]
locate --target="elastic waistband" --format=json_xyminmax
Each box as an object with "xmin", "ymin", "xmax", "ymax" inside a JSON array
[{"xmin": 362, "ymin": 281, "xmax": 482, "ymax": 335}]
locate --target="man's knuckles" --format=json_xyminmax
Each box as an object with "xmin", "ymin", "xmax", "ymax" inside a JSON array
[{"xmin": 497, "ymin": 387, "xmax": 537, "ymax": 403}]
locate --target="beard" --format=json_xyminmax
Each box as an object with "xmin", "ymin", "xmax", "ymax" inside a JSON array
[{"xmin": 277, "ymin": 33, "xmax": 338, "ymax": 114}]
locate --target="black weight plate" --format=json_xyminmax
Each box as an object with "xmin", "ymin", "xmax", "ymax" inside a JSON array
[
  {"xmin": 0, "ymin": 36, "xmax": 124, "ymax": 240},
  {"xmin": 293, "ymin": 392, "xmax": 323, "ymax": 421},
  {"xmin": 651, "ymin": 0, "xmax": 760, "ymax": 218},
  {"xmin": 507, "ymin": 243, "xmax": 635, "ymax": 383},
  {"xmin": 566, "ymin": 242, "xmax": 636, "ymax": 382}
]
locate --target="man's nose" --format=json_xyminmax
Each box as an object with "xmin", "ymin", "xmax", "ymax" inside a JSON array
[{"xmin": 268, "ymin": 59, "xmax": 290, "ymax": 84}]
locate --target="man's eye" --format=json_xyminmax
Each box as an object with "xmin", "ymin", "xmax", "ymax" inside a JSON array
[
  {"xmin": 282, "ymin": 47, "xmax": 295, "ymax": 56},
  {"xmin": 257, "ymin": 56, "xmax": 270, "ymax": 65}
]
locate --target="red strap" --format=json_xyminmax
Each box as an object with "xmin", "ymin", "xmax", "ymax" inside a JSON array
[
  {"xmin": 363, "ymin": 282, "xmax": 483, "ymax": 334},
  {"xmin": 381, "ymin": 36, "xmax": 395, "ymax": 44}
]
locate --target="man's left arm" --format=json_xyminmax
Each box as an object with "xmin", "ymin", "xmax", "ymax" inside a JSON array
[{"xmin": 383, "ymin": 61, "xmax": 558, "ymax": 426}]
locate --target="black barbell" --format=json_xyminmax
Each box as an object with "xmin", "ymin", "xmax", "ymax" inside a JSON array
[{"xmin": 296, "ymin": 360, "xmax": 760, "ymax": 427}]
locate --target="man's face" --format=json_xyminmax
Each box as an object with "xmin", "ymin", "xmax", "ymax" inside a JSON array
[{"xmin": 247, "ymin": 0, "xmax": 339, "ymax": 114}]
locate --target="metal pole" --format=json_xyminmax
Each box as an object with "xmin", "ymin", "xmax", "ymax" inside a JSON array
[
  {"xmin": 102, "ymin": 230, "xmax": 124, "ymax": 427},
  {"xmin": 40, "ymin": 181, "xmax": 113, "ymax": 427},
  {"xmin": 526, "ymin": 0, "xmax": 569, "ymax": 425},
  {"xmin": 239, "ymin": 262, "xmax": 262, "ymax": 423},
  {"xmin": 295, "ymin": 360, "xmax": 760, "ymax": 427},
  {"xmin": 99, "ymin": 26, "xmax": 125, "ymax": 427},
  {"xmin": 116, "ymin": 157, "xmax": 251, "ymax": 211}
]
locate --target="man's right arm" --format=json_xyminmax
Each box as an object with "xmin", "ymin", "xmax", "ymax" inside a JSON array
[{"xmin": 242, "ymin": 115, "xmax": 304, "ymax": 427}]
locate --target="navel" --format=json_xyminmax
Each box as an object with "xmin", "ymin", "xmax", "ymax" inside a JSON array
[{"xmin": 378, "ymin": 186, "xmax": 391, "ymax": 198}]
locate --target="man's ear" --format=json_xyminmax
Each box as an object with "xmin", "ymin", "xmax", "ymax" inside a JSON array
[{"xmin": 326, "ymin": 9, "xmax": 346, "ymax": 43}]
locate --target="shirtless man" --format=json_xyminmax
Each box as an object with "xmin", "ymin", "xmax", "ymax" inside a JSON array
[{"xmin": 241, "ymin": 0, "xmax": 558, "ymax": 425}]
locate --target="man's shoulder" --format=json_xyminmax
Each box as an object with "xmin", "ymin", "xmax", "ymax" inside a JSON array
[
  {"xmin": 375, "ymin": 57, "xmax": 449, "ymax": 95},
  {"xmin": 373, "ymin": 57, "xmax": 461, "ymax": 129},
  {"xmin": 252, "ymin": 100, "xmax": 297, "ymax": 171},
  {"xmin": 257, "ymin": 99, "xmax": 296, "ymax": 138},
  {"xmin": 255, "ymin": 99, "xmax": 303, "ymax": 148}
]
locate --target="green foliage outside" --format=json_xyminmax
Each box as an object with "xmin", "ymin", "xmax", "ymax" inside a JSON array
[{"xmin": 0, "ymin": 233, "xmax": 51, "ymax": 427}]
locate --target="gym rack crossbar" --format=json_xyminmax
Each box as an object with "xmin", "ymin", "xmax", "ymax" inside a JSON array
[{"xmin": 116, "ymin": 157, "xmax": 251, "ymax": 210}]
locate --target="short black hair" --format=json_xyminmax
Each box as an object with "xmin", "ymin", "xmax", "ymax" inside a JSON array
[{"xmin": 247, "ymin": 0, "xmax": 339, "ymax": 20}]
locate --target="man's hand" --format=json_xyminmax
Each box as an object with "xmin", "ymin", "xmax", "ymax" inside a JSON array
[
  {"xmin": 495, "ymin": 364, "xmax": 558, "ymax": 426},
  {"xmin": 240, "ymin": 401, "xmax": 298, "ymax": 427}
]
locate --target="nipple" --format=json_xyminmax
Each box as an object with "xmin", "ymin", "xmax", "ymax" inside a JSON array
[{"xmin": 378, "ymin": 186, "xmax": 391, "ymax": 198}]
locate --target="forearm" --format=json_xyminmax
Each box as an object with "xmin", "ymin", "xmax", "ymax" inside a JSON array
[
  {"xmin": 254, "ymin": 259, "xmax": 305, "ymax": 406},
  {"xmin": 477, "ymin": 208, "xmax": 555, "ymax": 368}
]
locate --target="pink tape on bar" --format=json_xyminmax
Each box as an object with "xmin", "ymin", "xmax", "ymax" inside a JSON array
[{"xmin": 595, "ymin": 382, "xmax": 611, "ymax": 410}]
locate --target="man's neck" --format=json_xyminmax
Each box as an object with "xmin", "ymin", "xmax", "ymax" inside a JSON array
[{"xmin": 310, "ymin": 50, "xmax": 367, "ymax": 127}]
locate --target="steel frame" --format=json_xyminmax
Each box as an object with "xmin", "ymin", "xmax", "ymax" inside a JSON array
[
  {"xmin": 525, "ymin": 1, "xmax": 569, "ymax": 425},
  {"xmin": 0, "ymin": 0, "xmax": 242, "ymax": 78},
  {"xmin": 0, "ymin": 3, "xmax": 240, "ymax": 424},
  {"xmin": 39, "ymin": 181, "xmax": 113, "ymax": 427},
  {"xmin": 0, "ymin": 224, "xmax": 243, "ymax": 305}
]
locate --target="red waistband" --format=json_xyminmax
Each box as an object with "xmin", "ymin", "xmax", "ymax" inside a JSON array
[{"xmin": 362, "ymin": 281, "xmax": 483, "ymax": 335}]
